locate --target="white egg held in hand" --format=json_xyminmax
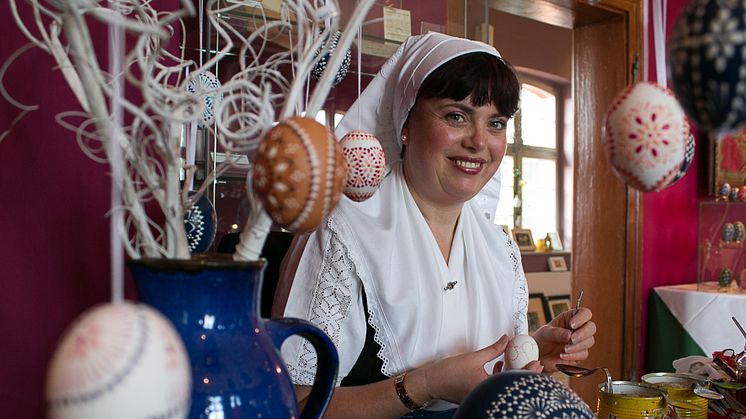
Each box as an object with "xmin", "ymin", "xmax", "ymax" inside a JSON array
[{"xmin": 505, "ymin": 335, "xmax": 539, "ymax": 370}]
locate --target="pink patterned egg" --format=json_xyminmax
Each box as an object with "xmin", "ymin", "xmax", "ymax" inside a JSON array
[
  {"xmin": 46, "ymin": 302, "xmax": 191, "ymax": 419},
  {"xmin": 603, "ymin": 81, "xmax": 691, "ymax": 192},
  {"xmin": 253, "ymin": 116, "xmax": 346, "ymax": 232},
  {"xmin": 340, "ymin": 130, "xmax": 386, "ymax": 202}
]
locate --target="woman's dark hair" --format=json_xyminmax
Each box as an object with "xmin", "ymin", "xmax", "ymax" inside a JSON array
[{"xmin": 417, "ymin": 52, "xmax": 520, "ymax": 117}]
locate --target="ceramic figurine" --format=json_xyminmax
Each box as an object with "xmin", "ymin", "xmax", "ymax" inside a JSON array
[
  {"xmin": 735, "ymin": 222, "xmax": 745, "ymax": 243},
  {"xmin": 311, "ymin": 30, "xmax": 352, "ymax": 87},
  {"xmin": 602, "ymin": 81, "xmax": 691, "ymax": 192},
  {"xmin": 253, "ymin": 116, "xmax": 346, "ymax": 232},
  {"xmin": 669, "ymin": 0, "xmax": 746, "ymax": 132},
  {"xmin": 185, "ymin": 71, "xmax": 223, "ymax": 128},
  {"xmin": 339, "ymin": 130, "xmax": 386, "ymax": 202},
  {"xmin": 718, "ymin": 183, "xmax": 732, "ymax": 202},
  {"xmin": 720, "ymin": 268, "xmax": 734, "ymax": 288},
  {"xmin": 543, "ymin": 233, "xmax": 553, "ymax": 252},
  {"xmin": 722, "ymin": 223, "xmax": 736, "ymax": 242},
  {"xmin": 46, "ymin": 302, "xmax": 191, "ymax": 419}
]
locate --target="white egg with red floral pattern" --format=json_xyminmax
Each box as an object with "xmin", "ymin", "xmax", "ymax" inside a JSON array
[
  {"xmin": 602, "ymin": 81, "xmax": 691, "ymax": 192},
  {"xmin": 505, "ymin": 335, "xmax": 539, "ymax": 370},
  {"xmin": 46, "ymin": 302, "xmax": 191, "ymax": 419},
  {"xmin": 340, "ymin": 130, "xmax": 386, "ymax": 202}
]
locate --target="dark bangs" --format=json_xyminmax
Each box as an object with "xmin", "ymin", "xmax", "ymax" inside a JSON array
[{"xmin": 417, "ymin": 52, "xmax": 520, "ymax": 117}]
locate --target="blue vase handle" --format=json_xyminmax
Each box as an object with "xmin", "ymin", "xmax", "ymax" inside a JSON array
[{"xmin": 265, "ymin": 317, "xmax": 339, "ymax": 419}]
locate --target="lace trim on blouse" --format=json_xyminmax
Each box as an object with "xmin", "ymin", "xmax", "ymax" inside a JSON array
[
  {"xmin": 286, "ymin": 222, "xmax": 355, "ymax": 386},
  {"xmin": 326, "ymin": 218, "xmax": 398, "ymax": 378},
  {"xmin": 506, "ymin": 230, "xmax": 529, "ymax": 335}
]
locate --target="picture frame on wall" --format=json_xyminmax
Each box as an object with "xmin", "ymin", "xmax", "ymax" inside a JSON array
[
  {"xmin": 527, "ymin": 293, "xmax": 550, "ymax": 332},
  {"xmin": 546, "ymin": 294, "xmax": 572, "ymax": 319},
  {"xmin": 708, "ymin": 128, "xmax": 746, "ymax": 195},
  {"xmin": 512, "ymin": 228, "xmax": 536, "ymax": 252},
  {"xmin": 548, "ymin": 256, "xmax": 568, "ymax": 272}
]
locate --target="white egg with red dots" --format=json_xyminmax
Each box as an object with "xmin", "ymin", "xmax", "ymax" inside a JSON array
[
  {"xmin": 339, "ymin": 130, "xmax": 386, "ymax": 202},
  {"xmin": 505, "ymin": 335, "xmax": 539, "ymax": 370}
]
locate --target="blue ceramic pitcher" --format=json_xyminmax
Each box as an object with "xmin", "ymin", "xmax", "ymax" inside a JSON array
[{"xmin": 129, "ymin": 257, "xmax": 338, "ymax": 419}]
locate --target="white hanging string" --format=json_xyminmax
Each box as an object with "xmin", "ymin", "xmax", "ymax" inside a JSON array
[
  {"xmin": 199, "ymin": 0, "xmax": 204, "ymax": 67},
  {"xmin": 357, "ymin": 10, "xmax": 362, "ymax": 130},
  {"xmin": 643, "ymin": 0, "xmax": 649, "ymax": 82},
  {"xmin": 652, "ymin": 0, "xmax": 667, "ymax": 87},
  {"xmin": 108, "ymin": 2, "xmax": 125, "ymax": 302}
]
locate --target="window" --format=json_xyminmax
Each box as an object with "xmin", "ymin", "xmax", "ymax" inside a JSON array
[{"xmin": 494, "ymin": 80, "xmax": 561, "ymax": 242}]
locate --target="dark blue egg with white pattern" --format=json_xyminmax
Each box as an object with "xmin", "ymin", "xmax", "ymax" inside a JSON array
[
  {"xmin": 184, "ymin": 191, "xmax": 217, "ymax": 253},
  {"xmin": 311, "ymin": 30, "xmax": 351, "ymax": 87},
  {"xmin": 668, "ymin": 0, "xmax": 746, "ymax": 132},
  {"xmin": 453, "ymin": 371, "xmax": 593, "ymax": 419}
]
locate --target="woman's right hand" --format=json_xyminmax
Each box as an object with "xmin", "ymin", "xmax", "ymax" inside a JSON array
[{"xmin": 413, "ymin": 335, "xmax": 542, "ymax": 404}]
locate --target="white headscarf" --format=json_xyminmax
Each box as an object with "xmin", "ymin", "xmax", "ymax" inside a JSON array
[{"xmin": 335, "ymin": 32, "xmax": 505, "ymax": 166}]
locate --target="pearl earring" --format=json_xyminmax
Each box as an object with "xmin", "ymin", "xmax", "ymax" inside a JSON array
[{"xmin": 401, "ymin": 135, "xmax": 407, "ymax": 144}]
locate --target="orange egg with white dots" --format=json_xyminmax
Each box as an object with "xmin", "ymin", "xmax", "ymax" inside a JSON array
[{"xmin": 252, "ymin": 116, "xmax": 346, "ymax": 232}]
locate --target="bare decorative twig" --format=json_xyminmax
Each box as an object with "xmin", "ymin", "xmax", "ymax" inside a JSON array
[{"xmin": 5, "ymin": 0, "xmax": 372, "ymax": 262}]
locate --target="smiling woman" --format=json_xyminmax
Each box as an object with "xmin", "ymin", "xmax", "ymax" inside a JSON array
[{"xmin": 273, "ymin": 33, "xmax": 597, "ymax": 418}]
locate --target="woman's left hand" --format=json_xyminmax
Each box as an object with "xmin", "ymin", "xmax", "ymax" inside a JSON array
[{"xmin": 531, "ymin": 307, "xmax": 596, "ymax": 373}]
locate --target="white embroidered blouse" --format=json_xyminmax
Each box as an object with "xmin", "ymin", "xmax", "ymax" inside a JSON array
[{"xmin": 280, "ymin": 163, "xmax": 529, "ymax": 399}]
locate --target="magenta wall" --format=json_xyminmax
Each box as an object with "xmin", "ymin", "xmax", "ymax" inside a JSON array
[
  {"xmin": 640, "ymin": 0, "xmax": 702, "ymax": 371},
  {"xmin": 0, "ymin": 2, "xmax": 176, "ymax": 417}
]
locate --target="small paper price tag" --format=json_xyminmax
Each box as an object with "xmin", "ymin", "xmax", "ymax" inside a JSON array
[{"xmin": 383, "ymin": 7, "xmax": 411, "ymax": 43}]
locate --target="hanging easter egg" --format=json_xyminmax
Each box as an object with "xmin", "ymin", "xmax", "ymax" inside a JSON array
[
  {"xmin": 185, "ymin": 70, "xmax": 223, "ymax": 127},
  {"xmin": 253, "ymin": 116, "xmax": 346, "ymax": 232},
  {"xmin": 666, "ymin": 133, "xmax": 696, "ymax": 187},
  {"xmin": 453, "ymin": 371, "xmax": 594, "ymax": 419},
  {"xmin": 504, "ymin": 335, "xmax": 539, "ymax": 370},
  {"xmin": 339, "ymin": 130, "xmax": 386, "ymax": 202},
  {"xmin": 602, "ymin": 81, "xmax": 691, "ymax": 192},
  {"xmin": 668, "ymin": 0, "xmax": 746, "ymax": 132},
  {"xmin": 722, "ymin": 222, "xmax": 736, "ymax": 242},
  {"xmin": 46, "ymin": 302, "xmax": 191, "ymax": 419},
  {"xmin": 183, "ymin": 191, "xmax": 217, "ymax": 253},
  {"xmin": 311, "ymin": 30, "xmax": 352, "ymax": 87},
  {"xmin": 738, "ymin": 188, "xmax": 746, "ymax": 202}
]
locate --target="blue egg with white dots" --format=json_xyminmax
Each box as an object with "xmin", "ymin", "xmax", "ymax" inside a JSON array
[
  {"xmin": 454, "ymin": 371, "xmax": 593, "ymax": 419},
  {"xmin": 311, "ymin": 30, "xmax": 351, "ymax": 87}
]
